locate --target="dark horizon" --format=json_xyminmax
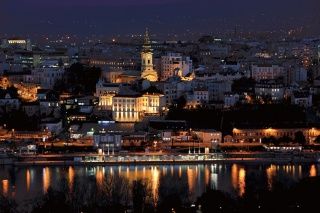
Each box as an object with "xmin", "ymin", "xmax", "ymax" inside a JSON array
[{"xmin": 1, "ymin": 0, "xmax": 320, "ymax": 39}]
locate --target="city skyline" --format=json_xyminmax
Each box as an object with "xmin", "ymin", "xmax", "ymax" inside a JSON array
[{"xmin": 1, "ymin": 0, "xmax": 320, "ymax": 39}]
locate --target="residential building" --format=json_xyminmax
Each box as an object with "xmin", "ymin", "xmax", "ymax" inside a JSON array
[
  {"xmin": 233, "ymin": 127, "xmax": 320, "ymax": 144},
  {"xmin": 224, "ymin": 93, "xmax": 240, "ymax": 108},
  {"xmin": 160, "ymin": 52, "xmax": 192, "ymax": 80},
  {"xmin": 255, "ymin": 79, "xmax": 285, "ymax": 102},
  {"xmin": 291, "ymin": 92, "xmax": 312, "ymax": 108},
  {"xmin": 251, "ymin": 64, "xmax": 285, "ymax": 81}
]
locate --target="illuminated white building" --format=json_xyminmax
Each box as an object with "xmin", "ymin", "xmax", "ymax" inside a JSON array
[{"xmin": 112, "ymin": 92, "xmax": 165, "ymax": 122}]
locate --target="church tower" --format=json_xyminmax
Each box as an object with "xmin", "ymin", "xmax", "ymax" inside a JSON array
[{"xmin": 141, "ymin": 28, "xmax": 158, "ymax": 82}]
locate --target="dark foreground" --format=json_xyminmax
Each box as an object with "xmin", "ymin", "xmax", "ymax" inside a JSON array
[{"xmin": 1, "ymin": 174, "xmax": 320, "ymax": 213}]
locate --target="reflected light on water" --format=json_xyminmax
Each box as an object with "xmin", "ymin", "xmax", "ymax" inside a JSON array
[
  {"xmin": 266, "ymin": 164, "xmax": 276, "ymax": 190},
  {"xmin": 126, "ymin": 167, "xmax": 130, "ymax": 178},
  {"xmin": 309, "ymin": 165, "xmax": 317, "ymax": 177},
  {"xmin": 110, "ymin": 167, "xmax": 114, "ymax": 175},
  {"xmin": 96, "ymin": 167, "xmax": 104, "ymax": 188},
  {"xmin": 231, "ymin": 164, "xmax": 238, "ymax": 190},
  {"xmin": 143, "ymin": 166, "xmax": 146, "ymax": 178},
  {"xmin": 298, "ymin": 165, "xmax": 302, "ymax": 178},
  {"xmin": 231, "ymin": 164, "xmax": 246, "ymax": 196},
  {"xmin": 2, "ymin": 179, "xmax": 9, "ymax": 196},
  {"xmin": 26, "ymin": 169, "xmax": 31, "ymax": 192},
  {"xmin": 187, "ymin": 166, "xmax": 196, "ymax": 193},
  {"xmin": 238, "ymin": 168, "xmax": 246, "ymax": 197},
  {"xmin": 151, "ymin": 166, "xmax": 160, "ymax": 203},
  {"xmin": 42, "ymin": 167, "xmax": 50, "ymax": 193},
  {"xmin": 204, "ymin": 166, "xmax": 210, "ymax": 186},
  {"xmin": 68, "ymin": 166, "xmax": 75, "ymax": 191},
  {"xmin": 210, "ymin": 173, "xmax": 218, "ymax": 189}
]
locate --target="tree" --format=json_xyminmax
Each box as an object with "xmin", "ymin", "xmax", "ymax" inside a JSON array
[
  {"xmin": 261, "ymin": 136, "xmax": 278, "ymax": 145},
  {"xmin": 232, "ymin": 77, "xmax": 255, "ymax": 93},
  {"xmin": 0, "ymin": 195, "xmax": 17, "ymax": 213},
  {"xmin": 314, "ymin": 135, "xmax": 320, "ymax": 144},
  {"xmin": 175, "ymin": 96, "xmax": 187, "ymax": 109},
  {"xmin": 132, "ymin": 179, "xmax": 152, "ymax": 213},
  {"xmin": 61, "ymin": 63, "xmax": 102, "ymax": 95},
  {"xmin": 197, "ymin": 189, "xmax": 235, "ymax": 213},
  {"xmin": 294, "ymin": 131, "xmax": 307, "ymax": 145},
  {"xmin": 278, "ymin": 136, "xmax": 292, "ymax": 144}
]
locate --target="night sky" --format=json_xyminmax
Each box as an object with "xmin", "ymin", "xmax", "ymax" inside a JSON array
[{"xmin": 1, "ymin": 0, "xmax": 320, "ymax": 38}]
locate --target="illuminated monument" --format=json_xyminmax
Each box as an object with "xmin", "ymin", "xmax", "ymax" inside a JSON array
[{"xmin": 140, "ymin": 29, "xmax": 158, "ymax": 82}]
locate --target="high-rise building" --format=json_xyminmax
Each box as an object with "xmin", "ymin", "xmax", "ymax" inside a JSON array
[{"xmin": 140, "ymin": 29, "xmax": 158, "ymax": 82}]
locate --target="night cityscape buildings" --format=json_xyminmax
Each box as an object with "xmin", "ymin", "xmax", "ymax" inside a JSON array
[{"xmin": 1, "ymin": 0, "xmax": 320, "ymax": 212}]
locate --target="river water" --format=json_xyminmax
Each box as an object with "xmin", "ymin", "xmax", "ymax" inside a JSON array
[{"xmin": 0, "ymin": 163, "xmax": 319, "ymax": 207}]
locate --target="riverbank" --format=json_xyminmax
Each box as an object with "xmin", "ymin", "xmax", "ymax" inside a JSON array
[
  {"xmin": 12, "ymin": 158, "xmax": 320, "ymax": 167},
  {"xmin": 1, "ymin": 151, "xmax": 319, "ymax": 166}
]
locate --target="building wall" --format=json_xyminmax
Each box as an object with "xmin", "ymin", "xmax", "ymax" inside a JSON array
[
  {"xmin": 160, "ymin": 53, "xmax": 192, "ymax": 80},
  {"xmin": 233, "ymin": 127, "xmax": 320, "ymax": 143},
  {"xmin": 255, "ymin": 83, "xmax": 285, "ymax": 101},
  {"xmin": 251, "ymin": 65, "xmax": 285, "ymax": 81},
  {"xmin": 112, "ymin": 94, "xmax": 165, "ymax": 122}
]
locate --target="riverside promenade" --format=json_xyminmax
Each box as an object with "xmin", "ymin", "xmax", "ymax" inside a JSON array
[{"xmin": 3, "ymin": 151, "xmax": 320, "ymax": 166}]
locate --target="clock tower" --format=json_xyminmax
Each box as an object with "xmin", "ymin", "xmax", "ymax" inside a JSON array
[{"xmin": 141, "ymin": 28, "xmax": 158, "ymax": 82}]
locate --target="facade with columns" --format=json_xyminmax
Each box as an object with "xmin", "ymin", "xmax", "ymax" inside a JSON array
[{"xmin": 112, "ymin": 93, "xmax": 165, "ymax": 122}]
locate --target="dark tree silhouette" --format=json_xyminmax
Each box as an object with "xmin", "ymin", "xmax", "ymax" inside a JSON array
[
  {"xmin": 294, "ymin": 131, "xmax": 307, "ymax": 145},
  {"xmin": 54, "ymin": 63, "xmax": 101, "ymax": 95}
]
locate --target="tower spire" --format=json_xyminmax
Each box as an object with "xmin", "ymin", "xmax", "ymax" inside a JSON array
[{"xmin": 144, "ymin": 28, "xmax": 150, "ymax": 45}]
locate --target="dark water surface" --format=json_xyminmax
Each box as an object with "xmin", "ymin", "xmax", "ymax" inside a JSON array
[{"xmin": 0, "ymin": 163, "xmax": 319, "ymax": 207}]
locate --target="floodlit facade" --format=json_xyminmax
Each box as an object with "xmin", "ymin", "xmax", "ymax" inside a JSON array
[{"xmin": 112, "ymin": 93, "xmax": 165, "ymax": 122}]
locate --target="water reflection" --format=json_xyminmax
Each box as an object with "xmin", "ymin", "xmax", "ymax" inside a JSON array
[
  {"xmin": 238, "ymin": 168, "xmax": 246, "ymax": 196},
  {"xmin": 2, "ymin": 179, "xmax": 9, "ymax": 196},
  {"xmin": 26, "ymin": 169, "xmax": 31, "ymax": 192},
  {"xmin": 68, "ymin": 166, "xmax": 74, "ymax": 191},
  {"xmin": 42, "ymin": 167, "xmax": 50, "ymax": 193},
  {"xmin": 151, "ymin": 166, "xmax": 160, "ymax": 202},
  {"xmin": 0, "ymin": 163, "xmax": 318, "ymax": 204},
  {"xmin": 266, "ymin": 164, "xmax": 276, "ymax": 190},
  {"xmin": 187, "ymin": 166, "xmax": 196, "ymax": 193},
  {"xmin": 310, "ymin": 165, "xmax": 317, "ymax": 177},
  {"xmin": 231, "ymin": 164, "xmax": 246, "ymax": 196},
  {"xmin": 96, "ymin": 167, "xmax": 104, "ymax": 188}
]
